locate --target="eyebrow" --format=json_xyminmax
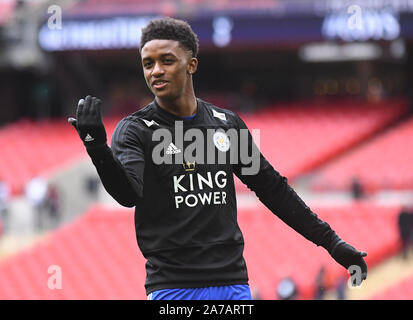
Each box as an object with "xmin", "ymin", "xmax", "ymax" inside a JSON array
[{"xmin": 142, "ymin": 52, "xmax": 177, "ymax": 61}]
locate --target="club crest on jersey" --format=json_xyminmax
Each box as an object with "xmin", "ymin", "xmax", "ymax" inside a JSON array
[{"xmin": 213, "ymin": 131, "xmax": 230, "ymax": 152}]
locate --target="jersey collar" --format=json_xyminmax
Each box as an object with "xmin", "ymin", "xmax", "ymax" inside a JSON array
[{"xmin": 153, "ymin": 98, "xmax": 204, "ymax": 125}]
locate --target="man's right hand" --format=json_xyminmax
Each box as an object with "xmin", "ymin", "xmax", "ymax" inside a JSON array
[
  {"xmin": 68, "ymin": 95, "xmax": 107, "ymax": 149},
  {"xmin": 330, "ymin": 242, "xmax": 368, "ymax": 286}
]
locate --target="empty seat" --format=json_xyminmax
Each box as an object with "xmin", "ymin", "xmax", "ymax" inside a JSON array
[
  {"xmin": 0, "ymin": 203, "xmax": 400, "ymax": 300},
  {"xmin": 312, "ymin": 116, "xmax": 413, "ymax": 192},
  {"xmin": 0, "ymin": 117, "xmax": 120, "ymax": 196}
]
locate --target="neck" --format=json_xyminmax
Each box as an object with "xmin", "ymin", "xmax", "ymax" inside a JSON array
[{"xmin": 156, "ymin": 89, "xmax": 197, "ymax": 117}]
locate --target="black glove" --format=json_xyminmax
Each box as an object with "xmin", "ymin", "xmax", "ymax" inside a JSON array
[
  {"xmin": 330, "ymin": 242, "xmax": 368, "ymax": 286},
  {"xmin": 68, "ymin": 95, "xmax": 107, "ymax": 149}
]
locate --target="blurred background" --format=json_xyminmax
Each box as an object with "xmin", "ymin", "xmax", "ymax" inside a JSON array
[{"xmin": 0, "ymin": 0, "xmax": 413, "ymax": 300}]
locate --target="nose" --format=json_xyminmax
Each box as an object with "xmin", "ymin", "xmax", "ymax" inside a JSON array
[{"xmin": 152, "ymin": 62, "xmax": 164, "ymax": 77}]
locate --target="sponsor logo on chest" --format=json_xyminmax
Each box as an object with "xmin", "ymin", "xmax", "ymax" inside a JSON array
[{"xmin": 172, "ymin": 170, "xmax": 227, "ymax": 209}]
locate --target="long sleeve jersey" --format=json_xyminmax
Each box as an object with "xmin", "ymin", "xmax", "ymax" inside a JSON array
[{"xmin": 86, "ymin": 98, "xmax": 343, "ymax": 295}]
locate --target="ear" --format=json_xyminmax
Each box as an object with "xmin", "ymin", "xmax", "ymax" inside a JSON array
[{"xmin": 187, "ymin": 57, "xmax": 198, "ymax": 75}]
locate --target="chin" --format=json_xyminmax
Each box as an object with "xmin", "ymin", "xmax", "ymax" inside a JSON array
[{"xmin": 155, "ymin": 90, "xmax": 178, "ymax": 101}]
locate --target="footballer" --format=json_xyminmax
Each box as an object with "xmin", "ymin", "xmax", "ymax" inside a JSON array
[{"xmin": 69, "ymin": 17, "xmax": 367, "ymax": 300}]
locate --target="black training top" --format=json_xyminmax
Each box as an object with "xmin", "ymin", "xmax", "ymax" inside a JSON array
[{"xmin": 86, "ymin": 98, "xmax": 343, "ymax": 295}]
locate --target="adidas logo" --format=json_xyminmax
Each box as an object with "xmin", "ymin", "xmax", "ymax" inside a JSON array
[
  {"xmin": 166, "ymin": 142, "xmax": 182, "ymax": 155},
  {"xmin": 84, "ymin": 134, "xmax": 95, "ymax": 142}
]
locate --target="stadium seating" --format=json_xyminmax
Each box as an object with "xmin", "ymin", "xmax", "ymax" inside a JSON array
[
  {"xmin": 0, "ymin": 99, "xmax": 407, "ymax": 196},
  {"xmin": 239, "ymin": 202, "xmax": 401, "ymax": 299},
  {"xmin": 0, "ymin": 118, "xmax": 119, "ymax": 196},
  {"xmin": 235, "ymin": 98, "xmax": 408, "ymax": 192},
  {"xmin": 0, "ymin": 206, "xmax": 145, "ymax": 299},
  {"xmin": 0, "ymin": 203, "xmax": 401, "ymax": 299},
  {"xmin": 312, "ymin": 115, "xmax": 413, "ymax": 192}
]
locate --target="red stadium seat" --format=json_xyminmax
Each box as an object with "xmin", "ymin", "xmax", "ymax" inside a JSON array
[
  {"xmin": 0, "ymin": 118, "xmax": 120, "ymax": 196},
  {"xmin": 0, "ymin": 206, "xmax": 145, "ymax": 299},
  {"xmin": 235, "ymin": 98, "xmax": 408, "ymax": 193},
  {"xmin": 0, "ymin": 203, "xmax": 401, "ymax": 300},
  {"xmin": 0, "ymin": 99, "xmax": 406, "ymax": 196},
  {"xmin": 312, "ymin": 115, "xmax": 413, "ymax": 192},
  {"xmin": 239, "ymin": 202, "xmax": 401, "ymax": 299}
]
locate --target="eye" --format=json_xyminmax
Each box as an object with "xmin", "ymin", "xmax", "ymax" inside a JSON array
[
  {"xmin": 163, "ymin": 58, "xmax": 174, "ymax": 64},
  {"xmin": 143, "ymin": 61, "xmax": 153, "ymax": 68}
]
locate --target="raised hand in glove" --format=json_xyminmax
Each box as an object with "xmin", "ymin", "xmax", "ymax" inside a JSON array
[
  {"xmin": 330, "ymin": 242, "xmax": 368, "ymax": 287},
  {"xmin": 68, "ymin": 95, "xmax": 107, "ymax": 149}
]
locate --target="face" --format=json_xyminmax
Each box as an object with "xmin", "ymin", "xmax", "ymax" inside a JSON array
[{"xmin": 140, "ymin": 39, "xmax": 197, "ymax": 101}]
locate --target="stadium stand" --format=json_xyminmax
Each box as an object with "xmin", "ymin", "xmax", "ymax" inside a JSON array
[
  {"xmin": 0, "ymin": 206, "xmax": 145, "ymax": 299},
  {"xmin": 0, "ymin": 98, "xmax": 407, "ymax": 196},
  {"xmin": 236, "ymin": 98, "xmax": 408, "ymax": 192},
  {"xmin": 312, "ymin": 115, "xmax": 413, "ymax": 192},
  {"xmin": 0, "ymin": 118, "xmax": 119, "ymax": 196},
  {"xmin": 1, "ymin": 0, "xmax": 410, "ymax": 303},
  {"xmin": 0, "ymin": 203, "xmax": 401, "ymax": 299},
  {"xmin": 240, "ymin": 202, "xmax": 401, "ymax": 299},
  {"xmin": 65, "ymin": 0, "xmax": 280, "ymax": 16}
]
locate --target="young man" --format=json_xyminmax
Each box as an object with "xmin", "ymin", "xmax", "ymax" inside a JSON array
[{"xmin": 68, "ymin": 17, "xmax": 367, "ymax": 300}]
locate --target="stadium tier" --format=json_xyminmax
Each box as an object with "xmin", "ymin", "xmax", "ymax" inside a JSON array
[
  {"xmin": 0, "ymin": 118, "xmax": 120, "ymax": 196},
  {"xmin": 239, "ymin": 203, "xmax": 401, "ymax": 299},
  {"xmin": 66, "ymin": 0, "xmax": 276, "ymax": 15},
  {"xmin": 0, "ymin": 203, "xmax": 401, "ymax": 299},
  {"xmin": 235, "ymin": 98, "xmax": 408, "ymax": 192},
  {"xmin": 312, "ymin": 115, "xmax": 413, "ymax": 192},
  {"xmin": 0, "ymin": 98, "xmax": 407, "ymax": 196}
]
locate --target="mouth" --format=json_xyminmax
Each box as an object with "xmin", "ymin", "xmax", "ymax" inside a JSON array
[{"xmin": 152, "ymin": 80, "xmax": 168, "ymax": 90}]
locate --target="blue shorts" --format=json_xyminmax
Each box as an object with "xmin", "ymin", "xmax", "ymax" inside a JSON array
[{"xmin": 147, "ymin": 284, "xmax": 252, "ymax": 300}]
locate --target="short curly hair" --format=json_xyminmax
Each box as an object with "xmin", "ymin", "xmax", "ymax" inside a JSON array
[{"xmin": 140, "ymin": 17, "xmax": 199, "ymax": 58}]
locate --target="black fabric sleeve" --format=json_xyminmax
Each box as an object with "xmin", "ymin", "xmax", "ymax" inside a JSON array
[
  {"xmin": 232, "ymin": 114, "xmax": 343, "ymax": 254},
  {"xmin": 86, "ymin": 119, "xmax": 145, "ymax": 208}
]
